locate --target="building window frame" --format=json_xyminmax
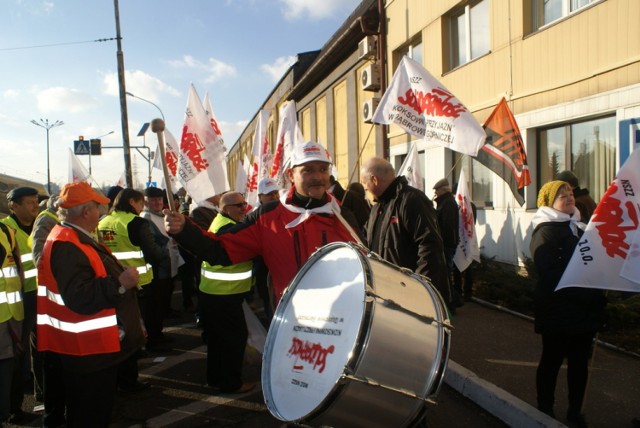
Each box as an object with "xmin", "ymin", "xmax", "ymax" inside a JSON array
[
  {"xmin": 393, "ymin": 37, "xmax": 423, "ymax": 70},
  {"xmin": 531, "ymin": 0, "xmax": 602, "ymax": 31},
  {"xmin": 448, "ymin": 0, "xmax": 489, "ymax": 70},
  {"xmin": 536, "ymin": 114, "xmax": 616, "ymax": 203}
]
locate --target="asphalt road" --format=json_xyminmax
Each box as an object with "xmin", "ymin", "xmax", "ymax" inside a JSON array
[{"xmin": 7, "ymin": 298, "xmax": 507, "ymax": 428}]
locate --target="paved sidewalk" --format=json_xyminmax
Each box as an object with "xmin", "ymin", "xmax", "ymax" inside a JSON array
[{"xmin": 447, "ymin": 300, "xmax": 640, "ymax": 428}]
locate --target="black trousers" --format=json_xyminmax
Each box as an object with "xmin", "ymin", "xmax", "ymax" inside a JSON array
[
  {"xmin": 200, "ymin": 293, "xmax": 248, "ymax": 392},
  {"xmin": 63, "ymin": 364, "xmax": 118, "ymax": 428},
  {"xmin": 42, "ymin": 352, "xmax": 66, "ymax": 427},
  {"xmin": 536, "ymin": 331, "xmax": 594, "ymax": 414},
  {"xmin": 138, "ymin": 278, "xmax": 170, "ymax": 342}
]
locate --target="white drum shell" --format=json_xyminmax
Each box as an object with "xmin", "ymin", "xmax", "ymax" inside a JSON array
[{"xmin": 262, "ymin": 243, "xmax": 450, "ymax": 428}]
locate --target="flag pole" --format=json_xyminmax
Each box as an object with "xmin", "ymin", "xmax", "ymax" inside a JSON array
[{"xmin": 151, "ymin": 118, "xmax": 176, "ymax": 212}]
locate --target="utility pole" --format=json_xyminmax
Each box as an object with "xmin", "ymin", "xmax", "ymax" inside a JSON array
[{"xmin": 114, "ymin": 0, "xmax": 133, "ymax": 188}]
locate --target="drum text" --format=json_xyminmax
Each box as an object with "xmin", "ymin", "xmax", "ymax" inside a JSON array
[
  {"xmin": 291, "ymin": 378, "xmax": 309, "ymax": 389},
  {"xmin": 297, "ymin": 315, "xmax": 344, "ymax": 324},
  {"xmin": 288, "ymin": 337, "xmax": 335, "ymax": 373},
  {"xmin": 293, "ymin": 325, "xmax": 342, "ymax": 336}
]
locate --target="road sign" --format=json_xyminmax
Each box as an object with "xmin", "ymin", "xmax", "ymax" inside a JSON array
[
  {"xmin": 146, "ymin": 182, "xmax": 157, "ymax": 188},
  {"xmin": 74, "ymin": 140, "xmax": 90, "ymax": 155},
  {"xmin": 90, "ymin": 139, "xmax": 102, "ymax": 155}
]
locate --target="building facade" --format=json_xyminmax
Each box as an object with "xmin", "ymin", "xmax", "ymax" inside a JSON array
[{"xmin": 230, "ymin": 0, "xmax": 640, "ymax": 266}]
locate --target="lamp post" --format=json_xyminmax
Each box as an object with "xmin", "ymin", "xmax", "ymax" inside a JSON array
[
  {"xmin": 126, "ymin": 92, "xmax": 165, "ymax": 187},
  {"xmin": 30, "ymin": 118, "xmax": 64, "ymax": 194},
  {"xmin": 126, "ymin": 92, "xmax": 165, "ymax": 121}
]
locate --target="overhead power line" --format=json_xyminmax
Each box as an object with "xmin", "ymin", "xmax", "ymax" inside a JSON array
[{"xmin": 0, "ymin": 37, "xmax": 119, "ymax": 52}]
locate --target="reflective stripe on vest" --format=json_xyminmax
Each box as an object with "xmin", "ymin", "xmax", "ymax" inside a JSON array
[
  {"xmin": 111, "ymin": 250, "xmax": 144, "ymax": 259},
  {"xmin": 37, "ymin": 285, "xmax": 65, "ymax": 306},
  {"xmin": 37, "ymin": 313, "xmax": 118, "ymax": 333},
  {"xmin": 2, "ymin": 266, "xmax": 18, "ymax": 277},
  {"xmin": 201, "ymin": 268, "xmax": 252, "ymax": 281}
]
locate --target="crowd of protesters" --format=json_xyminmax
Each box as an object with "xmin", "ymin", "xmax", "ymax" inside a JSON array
[{"xmin": 0, "ymin": 143, "xmax": 609, "ymax": 428}]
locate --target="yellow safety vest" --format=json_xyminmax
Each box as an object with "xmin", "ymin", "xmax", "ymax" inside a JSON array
[
  {"xmin": 1, "ymin": 216, "xmax": 36, "ymax": 293},
  {"xmin": 200, "ymin": 214, "xmax": 253, "ymax": 295},
  {"xmin": 0, "ymin": 224, "xmax": 24, "ymax": 322},
  {"xmin": 97, "ymin": 211, "xmax": 153, "ymax": 286}
]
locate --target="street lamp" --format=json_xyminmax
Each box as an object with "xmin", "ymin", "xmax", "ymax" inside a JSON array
[
  {"xmin": 30, "ymin": 118, "xmax": 64, "ymax": 194},
  {"xmin": 126, "ymin": 92, "xmax": 165, "ymax": 121}
]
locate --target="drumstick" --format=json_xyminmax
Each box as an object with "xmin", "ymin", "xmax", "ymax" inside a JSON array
[
  {"xmin": 151, "ymin": 118, "xmax": 176, "ymax": 212},
  {"xmin": 330, "ymin": 205, "xmax": 366, "ymax": 248}
]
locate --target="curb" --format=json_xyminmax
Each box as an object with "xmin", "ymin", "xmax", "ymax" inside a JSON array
[{"xmin": 444, "ymin": 360, "xmax": 567, "ymax": 428}]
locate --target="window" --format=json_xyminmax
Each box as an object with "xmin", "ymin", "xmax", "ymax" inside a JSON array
[
  {"xmin": 532, "ymin": 0, "xmax": 599, "ymax": 30},
  {"xmin": 538, "ymin": 115, "xmax": 616, "ymax": 202},
  {"xmin": 450, "ymin": 0, "xmax": 489, "ymax": 69},
  {"xmin": 394, "ymin": 38, "xmax": 423, "ymax": 68}
]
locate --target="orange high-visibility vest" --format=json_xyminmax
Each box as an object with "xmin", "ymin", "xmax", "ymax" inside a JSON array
[{"xmin": 37, "ymin": 225, "xmax": 120, "ymax": 356}]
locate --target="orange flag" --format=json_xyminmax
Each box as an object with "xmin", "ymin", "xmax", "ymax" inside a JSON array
[{"xmin": 476, "ymin": 98, "xmax": 531, "ymax": 206}]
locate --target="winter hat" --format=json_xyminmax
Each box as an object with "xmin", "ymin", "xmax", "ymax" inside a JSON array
[
  {"xmin": 555, "ymin": 170, "xmax": 579, "ymax": 188},
  {"xmin": 433, "ymin": 178, "xmax": 450, "ymax": 191},
  {"xmin": 537, "ymin": 180, "xmax": 570, "ymax": 208}
]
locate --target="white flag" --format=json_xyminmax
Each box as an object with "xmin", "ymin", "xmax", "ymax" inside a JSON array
[
  {"xmin": 373, "ymin": 56, "xmax": 486, "ymax": 157},
  {"xmin": 151, "ymin": 129, "xmax": 183, "ymax": 192},
  {"xmin": 245, "ymin": 153, "xmax": 258, "ymax": 207},
  {"xmin": 453, "ymin": 168, "xmax": 480, "ymax": 271},
  {"xmin": 271, "ymin": 101, "xmax": 303, "ymax": 189},
  {"xmin": 68, "ymin": 148, "xmax": 91, "ymax": 183},
  {"xmin": 178, "ymin": 84, "xmax": 228, "ymax": 203},
  {"xmin": 557, "ymin": 148, "xmax": 640, "ymax": 292},
  {"xmin": 397, "ymin": 141, "xmax": 424, "ymax": 191},
  {"xmin": 234, "ymin": 159, "xmax": 247, "ymax": 194},
  {"xmin": 203, "ymin": 92, "xmax": 230, "ymax": 193},
  {"xmin": 252, "ymin": 110, "xmax": 273, "ymax": 182},
  {"xmin": 115, "ymin": 171, "xmax": 126, "ymax": 188}
]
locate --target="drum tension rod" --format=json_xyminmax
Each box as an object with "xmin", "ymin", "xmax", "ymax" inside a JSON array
[
  {"xmin": 341, "ymin": 370, "xmax": 437, "ymax": 404},
  {"xmin": 366, "ymin": 290, "xmax": 452, "ymax": 328}
]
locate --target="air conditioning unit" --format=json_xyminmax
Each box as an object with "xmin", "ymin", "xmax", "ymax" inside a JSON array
[
  {"xmin": 363, "ymin": 98, "xmax": 380, "ymax": 123},
  {"xmin": 358, "ymin": 35, "xmax": 377, "ymax": 60},
  {"xmin": 361, "ymin": 64, "xmax": 380, "ymax": 92}
]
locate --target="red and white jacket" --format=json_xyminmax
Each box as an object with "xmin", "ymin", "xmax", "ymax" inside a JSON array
[{"xmin": 174, "ymin": 187, "xmax": 361, "ymax": 303}]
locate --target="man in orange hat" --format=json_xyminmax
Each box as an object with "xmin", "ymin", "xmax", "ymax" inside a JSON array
[{"xmin": 36, "ymin": 182, "xmax": 144, "ymax": 428}]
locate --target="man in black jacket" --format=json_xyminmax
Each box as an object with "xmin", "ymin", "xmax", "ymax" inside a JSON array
[{"xmin": 360, "ymin": 157, "xmax": 451, "ymax": 306}]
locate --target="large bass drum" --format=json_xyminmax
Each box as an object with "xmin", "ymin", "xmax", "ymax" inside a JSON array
[{"xmin": 262, "ymin": 242, "xmax": 452, "ymax": 427}]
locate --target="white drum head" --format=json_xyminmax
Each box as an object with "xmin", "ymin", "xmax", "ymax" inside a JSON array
[{"xmin": 263, "ymin": 244, "xmax": 366, "ymax": 421}]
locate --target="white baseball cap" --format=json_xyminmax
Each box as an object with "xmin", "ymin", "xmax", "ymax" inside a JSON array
[
  {"xmin": 258, "ymin": 177, "xmax": 279, "ymax": 195},
  {"xmin": 290, "ymin": 141, "xmax": 332, "ymax": 167}
]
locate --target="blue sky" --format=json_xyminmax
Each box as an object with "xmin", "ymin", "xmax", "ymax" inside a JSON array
[{"xmin": 0, "ymin": 0, "xmax": 361, "ymax": 188}]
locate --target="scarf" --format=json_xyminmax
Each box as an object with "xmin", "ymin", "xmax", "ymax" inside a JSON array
[
  {"xmin": 531, "ymin": 206, "xmax": 586, "ymax": 236},
  {"xmin": 279, "ymin": 191, "xmax": 341, "ymax": 229}
]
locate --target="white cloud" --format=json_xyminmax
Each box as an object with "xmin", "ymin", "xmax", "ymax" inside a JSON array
[
  {"xmin": 219, "ymin": 119, "xmax": 249, "ymax": 147},
  {"xmin": 3, "ymin": 89, "xmax": 20, "ymax": 99},
  {"xmin": 260, "ymin": 56, "xmax": 297, "ymax": 83},
  {"xmin": 279, "ymin": 0, "xmax": 360, "ymax": 21},
  {"xmin": 102, "ymin": 70, "xmax": 181, "ymax": 102},
  {"xmin": 169, "ymin": 55, "xmax": 236, "ymax": 83},
  {"xmin": 35, "ymin": 87, "xmax": 99, "ymax": 113}
]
